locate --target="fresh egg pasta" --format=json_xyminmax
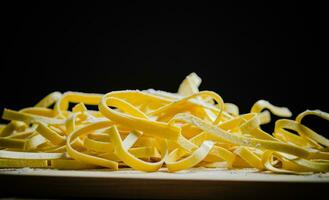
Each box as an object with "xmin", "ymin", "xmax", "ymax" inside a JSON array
[{"xmin": 1, "ymin": 73, "xmax": 329, "ymax": 174}]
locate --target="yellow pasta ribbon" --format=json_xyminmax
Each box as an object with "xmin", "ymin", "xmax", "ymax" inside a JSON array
[{"xmin": 0, "ymin": 72, "xmax": 328, "ymax": 174}]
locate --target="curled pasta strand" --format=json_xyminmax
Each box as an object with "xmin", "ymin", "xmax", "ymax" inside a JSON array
[{"xmin": 0, "ymin": 73, "xmax": 328, "ymax": 174}]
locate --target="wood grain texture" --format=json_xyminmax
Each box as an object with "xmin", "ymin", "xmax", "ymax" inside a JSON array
[{"xmin": 1, "ymin": 168, "xmax": 329, "ymax": 199}]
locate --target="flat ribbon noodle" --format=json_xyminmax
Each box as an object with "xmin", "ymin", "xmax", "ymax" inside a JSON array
[{"xmin": 0, "ymin": 72, "xmax": 328, "ymax": 174}]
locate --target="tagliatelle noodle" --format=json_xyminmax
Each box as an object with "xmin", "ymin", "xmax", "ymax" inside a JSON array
[{"xmin": 0, "ymin": 72, "xmax": 329, "ymax": 174}]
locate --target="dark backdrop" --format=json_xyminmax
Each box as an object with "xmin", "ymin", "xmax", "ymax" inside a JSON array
[{"xmin": 1, "ymin": 2, "xmax": 328, "ymax": 133}]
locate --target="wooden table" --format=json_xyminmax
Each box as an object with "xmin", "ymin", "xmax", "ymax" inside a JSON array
[{"xmin": 1, "ymin": 168, "xmax": 329, "ymax": 199}]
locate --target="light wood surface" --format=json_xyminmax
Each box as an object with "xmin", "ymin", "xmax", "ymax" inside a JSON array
[
  {"xmin": 1, "ymin": 167, "xmax": 329, "ymax": 182},
  {"xmin": 1, "ymin": 168, "xmax": 329, "ymax": 199}
]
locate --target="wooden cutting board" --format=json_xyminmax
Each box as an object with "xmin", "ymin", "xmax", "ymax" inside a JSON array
[{"xmin": 1, "ymin": 168, "xmax": 329, "ymax": 199}]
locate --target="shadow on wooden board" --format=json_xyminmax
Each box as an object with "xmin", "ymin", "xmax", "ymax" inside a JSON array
[{"xmin": 0, "ymin": 174, "xmax": 328, "ymax": 200}]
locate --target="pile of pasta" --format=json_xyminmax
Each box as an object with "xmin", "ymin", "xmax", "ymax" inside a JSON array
[{"xmin": 1, "ymin": 73, "xmax": 329, "ymax": 174}]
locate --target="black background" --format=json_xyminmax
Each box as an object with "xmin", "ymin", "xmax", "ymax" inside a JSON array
[{"xmin": 1, "ymin": 2, "xmax": 328, "ymax": 133}]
